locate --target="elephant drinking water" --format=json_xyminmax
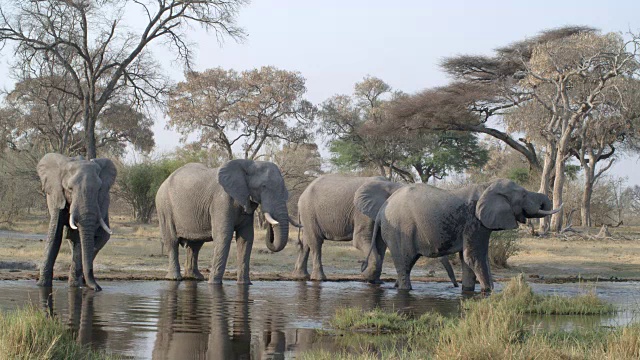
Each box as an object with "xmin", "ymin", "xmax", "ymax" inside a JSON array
[
  {"xmin": 357, "ymin": 179, "xmax": 561, "ymax": 291},
  {"xmin": 37, "ymin": 153, "xmax": 117, "ymax": 291}
]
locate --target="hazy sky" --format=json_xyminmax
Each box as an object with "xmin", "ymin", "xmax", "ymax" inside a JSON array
[{"xmin": 2, "ymin": 0, "xmax": 640, "ymax": 183}]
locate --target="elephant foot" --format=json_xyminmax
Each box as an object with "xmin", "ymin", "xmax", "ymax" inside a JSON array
[
  {"xmin": 291, "ymin": 269, "xmax": 310, "ymax": 280},
  {"xmin": 237, "ymin": 279, "xmax": 252, "ymax": 285},
  {"xmin": 461, "ymin": 285, "xmax": 476, "ymax": 293},
  {"xmin": 87, "ymin": 284, "xmax": 102, "ymax": 292},
  {"xmin": 453, "ymin": 283, "xmax": 459, "ymax": 288},
  {"xmin": 208, "ymin": 276, "xmax": 223, "ymax": 285},
  {"xmin": 183, "ymin": 270, "xmax": 205, "ymax": 281},
  {"xmin": 165, "ymin": 271, "xmax": 183, "ymax": 281},
  {"xmin": 366, "ymin": 278, "xmax": 383, "ymax": 285},
  {"xmin": 36, "ymin": 277, "xmax": 52, "ymax": 287},
  {"xmin": 310, "ymin": 271, "xmax": 327, "ymax": 281},
  {"xmin": 68, "ymin": 277, "xmax": 83, "ymax": 287}
]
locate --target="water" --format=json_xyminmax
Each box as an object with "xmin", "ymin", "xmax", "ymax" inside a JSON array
[{"xmin": 0, "ymin": 280, "xmax": 638, "ymax": 359}]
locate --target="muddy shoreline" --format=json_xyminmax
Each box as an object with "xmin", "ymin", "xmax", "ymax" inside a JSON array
[{"xmin": 1, "ymin": 269, "xmax": 638, "ymax": 284}]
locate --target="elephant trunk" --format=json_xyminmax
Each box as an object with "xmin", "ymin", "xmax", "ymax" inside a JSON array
[
  {"xmin": 265, "ymin": 206, "xmax": 289, "ymax": 252},
  {"xmin": 78, "ymin": 223, "xmax": 100, "ymax": 291},
  {"xmin": 71, "ymin": 196, "xmax": 101, "ymax": 291}
]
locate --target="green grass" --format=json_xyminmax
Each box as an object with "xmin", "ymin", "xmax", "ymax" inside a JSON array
[
  {"xmin": 0, "ymin": 306, "xmax": 118, "ymax": 360},
  {"xmin": 303, "ymin": 276, "xmax": 634, "ymax": 360}
]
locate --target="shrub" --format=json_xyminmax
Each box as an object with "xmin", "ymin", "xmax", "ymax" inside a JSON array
[{"xmin": 489, "ymin": 229, "xmax": 520, "ymax": 268}]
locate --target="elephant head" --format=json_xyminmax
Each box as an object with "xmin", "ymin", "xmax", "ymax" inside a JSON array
[
  {"xmin": 37, "ymin": 153, "xmax": 117, "ymax": 291},
  {"xmin": 476, "ymin": 179, "xmax": 561, "ymax": 230},
  {"xmin": 218, "ymin": 159, "xmax": 290, "ymax": 252}
]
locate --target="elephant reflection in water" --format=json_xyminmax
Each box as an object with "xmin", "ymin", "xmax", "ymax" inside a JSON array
[
  {"xmin": 38, "ymin": 287, "xmax": 109, "ymax": 349},
  {"xmin": 151, "ymin": 282, "xmax": 252, "ymax": 360}
]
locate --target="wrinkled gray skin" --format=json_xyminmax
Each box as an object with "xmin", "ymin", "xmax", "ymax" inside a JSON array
[
  {"xmin": 294, "ymin": 175, "xmax": 457, "ymax": 286},
  {"xmin": 36, "ymin": 153, "xmax": 117, "ymax": 291},
  {"xmin": 156, "ymin": 159, "xmax": 291, "ymax": 284},
  {"xmin": 358, "ymin": 179, "xmax": 555, "ymax": 291}
]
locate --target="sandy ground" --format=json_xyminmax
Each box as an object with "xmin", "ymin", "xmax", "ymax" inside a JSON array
[{"xmin": 1, "ymin": 214, "xmax": 640, "ymax": 284}]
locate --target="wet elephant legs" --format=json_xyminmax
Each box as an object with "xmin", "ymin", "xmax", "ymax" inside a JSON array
[
  {"xmin": 184, "ymin": 242, "xmax": 205, "ymax": 280},
  {"xmin": 292, "ymin": 242, "xmax": 310, "ymax": 280},
  {"xmin": 293, "ymin": 230, "xmax": 326, "ymax": 281}
]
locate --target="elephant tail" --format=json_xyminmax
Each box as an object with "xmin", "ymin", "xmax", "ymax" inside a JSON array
[{"xmin": 361, "ymin": 215, "xmax": 380, "ymax": 272}]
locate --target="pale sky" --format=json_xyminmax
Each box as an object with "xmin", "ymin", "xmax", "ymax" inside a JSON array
[{"xmin": 2, "ymin": 0, "xmax": 640, "ymax": 183}]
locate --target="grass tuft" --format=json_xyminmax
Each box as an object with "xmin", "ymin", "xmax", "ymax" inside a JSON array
[
  {"xmin": 491, "ymin": 274, "xmax": 617, "ymax": 315},
  {"xmin": 0, "ymin": 306, "xmax": 118, "ymax": 360},
  {"xmin": 306, "ymin": 276, "xmax": 633, "ymax": 360}
]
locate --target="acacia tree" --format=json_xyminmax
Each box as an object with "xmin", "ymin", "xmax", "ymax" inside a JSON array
[
  {"xmin": 397, "ymin": 27, "xmax": 640, "ymax": 231},
  {"xmin": 167, "ymin": 66, "xmax": 315, "ymax": 160},
  {"xmin": 0, "ymin": 0, "xmax": 246, "ymax": 159},
  {"xmin": 320, "ymin": 77, "xmax": 414, "ymax": 180}
]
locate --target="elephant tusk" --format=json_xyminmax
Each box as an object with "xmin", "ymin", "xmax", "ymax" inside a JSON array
[
  {"xmin": 537, "ymin": 203, "xmax": 564, "ymax": 216},
  {"xmin": 99, "ymin": 217, "xmax": 113, "ymax": 235},
  {"xmin": 264, "ymin": 212, "xmax": 279, "ymax": 226},
  {"xmin": 69, "ymin": 214, "xmax": 78, "ymax": 230}
]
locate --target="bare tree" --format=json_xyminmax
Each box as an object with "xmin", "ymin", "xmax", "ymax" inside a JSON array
[
  {"xmin": 0, "ymin": 0, "xmax": 247, "ymax": 159},
  {"xmin": 167, "ymin": 66, "xmax": 315, "ymax": 160}
]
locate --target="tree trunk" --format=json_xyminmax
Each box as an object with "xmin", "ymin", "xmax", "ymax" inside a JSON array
[
  {"xmin": 84, "ymin": 112, "xmax": 97, "ymax": 159},
  {"xmin": 581, "ymin": 182, "xmax": 592, "ymax": 227},
  {"xmin": 550, "ymin": 146, "xmax": 567, "ymax": 232},
  {"xmin": 538, "ymin": 145, "xmax": 556, "ymax": 232}
]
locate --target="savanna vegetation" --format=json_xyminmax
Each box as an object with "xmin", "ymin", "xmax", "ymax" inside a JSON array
[
  {"xmin": 0, "ymin": 306, "xmax": 117, "ymax": 360},
  {"xmin": 302, "ymin": 276, "xmax": 635, "ymax": 360}
]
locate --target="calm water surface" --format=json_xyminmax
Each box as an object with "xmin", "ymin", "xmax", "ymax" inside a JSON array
[{"xmin": 0, "ymin": 280, "xmax": 638, "ymax": 359}]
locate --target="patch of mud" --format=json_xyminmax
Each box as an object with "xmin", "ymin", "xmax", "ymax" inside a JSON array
[{"xmin": 0, "ymin": 261, "xmax": 37, "ymax": 270}]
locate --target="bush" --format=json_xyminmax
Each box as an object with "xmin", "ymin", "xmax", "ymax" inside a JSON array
[
  {"xmin": 115, "ymin": 158, "xmax": 187, "ymax": 223},
  {"xmin": 489, "ymin": 229, "xmax": 520, "ymax": 268}
]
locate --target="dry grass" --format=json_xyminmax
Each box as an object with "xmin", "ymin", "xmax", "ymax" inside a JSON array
[
  {"xmin": 2, "ymin": 215, "xmax": 640, "ymax": 282},
  {"xmin": 303, "ymin": 277, "xmax": 636, "ymax": 360},
  {"xmin": 0, "ymin": 306, "xmax": 118, "ymax": 360}
]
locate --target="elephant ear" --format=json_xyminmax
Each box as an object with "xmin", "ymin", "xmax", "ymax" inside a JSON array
[
  {"xmin": 91, "ymin": 158, "xmax": 117, "ymax": 215},
  {"xmin": 354, "ymin": 180, "xmax": 404, "ymax": 219},
  {"xmin": 218, "ymin": 159, "xmax": 255, "ymax": 213},
  {"xmin": 37, "ymin": 153, "xmax": 70, "ymax": 210},
  {"xmin": 475, "ymin": 182, "xmax": 518, "ymax": 230}
]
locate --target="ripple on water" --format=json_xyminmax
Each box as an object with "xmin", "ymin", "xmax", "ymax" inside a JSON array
[{"xmin": 0, "ymin": 280, "xmax": 638, "ymax": 359}]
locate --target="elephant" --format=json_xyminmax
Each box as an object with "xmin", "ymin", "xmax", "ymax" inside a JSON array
[
  {"xmin": 36, "ymin": 153, "xmax": 117, "ymax": 291},
  {"xmin": 293, "ymin": 174, "xmax": 458, "ymax": 286},
  {"xmin": 156, "ymin": 159, "xmax": 297, "ymax": 284},
  {"xmin": 357, "ymin": 179, "xmax": 561, "ymax": 291}
]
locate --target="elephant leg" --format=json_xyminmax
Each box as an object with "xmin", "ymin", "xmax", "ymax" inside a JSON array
[
  {"xmin": 93, "ymin": 224, "xmax": 111, "ymax": 259},
  {"xmin": 309, "ymin": 236, "xmax": 327, "ymax": 281},
  {"xmin": 184, "ymin": 242, "xmax": 205, "ymax": 280},
  {"xmin": 209, "ymin": 226, "xmax": 235, "ymax": 285},
  {"xmin": 440, "ymin": 256, "xmax": 458, "ymax": 287},
  {"xmin": 357, "ymin": 226, "xmax": 386, "ymax": 284},
  {"xmin": 460, "ymin": 251, "xmax": 477, "ymax": 292},
  {"xmin": 67, "ymin": 229, "xmax": 83, "ymax": 287},
  {"xmin": 235, "ymin": 223, "xmax": 254, "ymax": 285},
  {"xmin": 392, "ymin": 253, "xmax": 415, "ymax": 290},
  {"xmin": 166, "ymin": 240, "xmax": 182, "ymax": 281},
  {"xmin": 292, "ymin": 238, "xmax": 311, "ymax": 280},
  {"xmin": 463, "ymin": 233, "xmax": 493, "ymax": 293},
  {"xmin": 38, "ymin": 208, "xmax": 66, "ymax": 287}
]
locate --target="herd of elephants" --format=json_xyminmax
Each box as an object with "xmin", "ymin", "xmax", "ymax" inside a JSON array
[{"xmin": 34, "ymin": 153, "xmax": 562, "ymax": 293}]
